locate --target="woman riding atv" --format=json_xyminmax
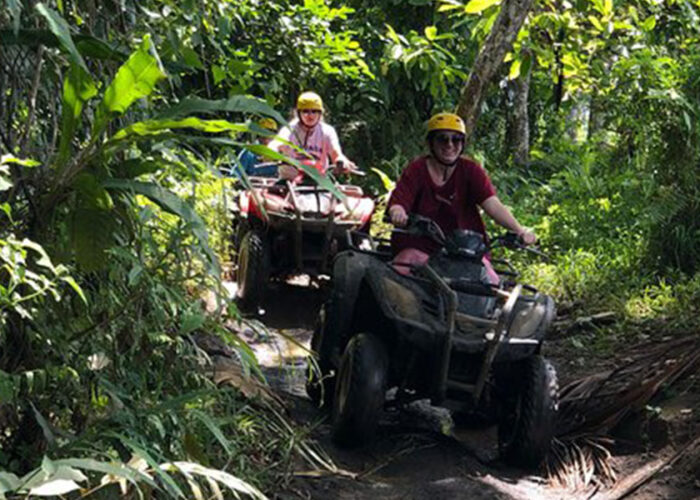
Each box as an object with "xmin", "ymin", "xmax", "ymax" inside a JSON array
[
  {"xmin": 267, "ymin": 91, "xmax": 357, "ymax": 181},
  {"xmin": 387, "ymin": 112, "xmax": 536, "ymax": 280}
]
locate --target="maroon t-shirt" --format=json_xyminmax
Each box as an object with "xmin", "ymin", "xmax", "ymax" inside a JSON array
[{"xmin": 388, "ymin": 155, "xmax": 496, "ymax": 255}]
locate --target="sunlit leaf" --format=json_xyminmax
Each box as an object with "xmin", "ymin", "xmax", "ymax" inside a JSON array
[
  {"xmin": 162, "ymin": 462, "xmax": 266, "ymax": 500},
  {"xmin": 108, "ymin": 117, "xmax": 248, "ymax": 143},
  {"xmin": 94, "ymin": 35, "xmax": 166, "ymax": 136},
  {"xmin": 641, "ymin": 15, "xmax": 656, "ymax": 31},
  {"xmin": 0, "ymin": 155, "xmax": 40, "ymax": 168},
  {"xmin": 371, "ymin": 168, "xmax": 395, "ymax": 193},
  {"xmin": 29, "ymin": 479, "xmax": 82, "ymax": 496},
  {"xmin": 438, "ymin": 0, "xmax": 464, "ymax": 12},
  {"xmin": 59, "ymin": 276, "xmax": 87, "ymax": 305},
  {"xmin": 157, "ymin": 95, "xmax": 286, "ymax": 125},
  {"xmin": 509, "ymin": 58, "xmax": 522, "ymax": 79},
  {"xmin": 588, "ymin": 15, "xmax": 604, "ymax": 31},
  {"xmin": 464, "ymin": 0, "xmax": 500, "ymax": 14},
  {"xmin": 603, "ymin": 0, "xmax": 613, "ymax": 17},
  {"xmin": 110, "ymin": 436, "xmax": 185, "ymax": 498},
  {"xmin": 212, "ymin": 65, "xmax": 226, "ymax": 85},
  {"xmin": 21, "ymin": 239, "xmax": 55, "ymax": 271}
]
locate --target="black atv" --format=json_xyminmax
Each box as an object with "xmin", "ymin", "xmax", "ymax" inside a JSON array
[{"xmin": 307, "ymin": 215, "xmax": 559, "ymax": 468}]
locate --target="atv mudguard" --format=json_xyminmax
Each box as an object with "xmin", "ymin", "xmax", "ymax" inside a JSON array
[
  {"xmin": 321, "ymin": 251, "xmax": 375, "ymax": 366},
  {"xmin": 362, "ymin": 263, "xmax": 446, "ymax": 346}
]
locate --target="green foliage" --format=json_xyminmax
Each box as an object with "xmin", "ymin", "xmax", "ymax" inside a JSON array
[
  {"xmin": 3, "ymin": 0, "xmax": 700, "ymax": 493},
  {"xmin": 93, "ymin": 34, "xmax": 166, "ymax": 136},
  {"xmin": 380, "ymin": 24, "xmax": 467, "ymax": 103},
  {"xmin": 0, "ymin": 234, "xmax": 84, "ymax": 326},
  {"xmin": 0, "ymin": 4, "xmax": 331, "ymax": 496}
]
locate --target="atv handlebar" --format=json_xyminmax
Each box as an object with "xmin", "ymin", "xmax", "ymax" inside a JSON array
[
  {"xmin": 490, "ymin": 232, "xmax": 549, "ymax": 260},
  {"xmin": 386, "ymin": 212, "xmax": 549, "ymax": 260},
  {"xmin": 386, "ymin": 213, "xmax": 447, "ymax": 246},
  {"xmin": 333, "ymin": 160, "xmax": 365, "ymax": 177}
]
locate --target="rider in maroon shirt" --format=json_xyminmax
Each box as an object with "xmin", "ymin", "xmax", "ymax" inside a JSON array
[{"xmin": 387, "ymin": 112, "xmax": 536, "ymax": 279}]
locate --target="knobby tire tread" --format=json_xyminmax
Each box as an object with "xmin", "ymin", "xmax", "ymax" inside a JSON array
[
  {"xmin": 500, "ymin": 355, "xmax": 559, "ymax": 468},
  {"xmin": 332, "ymin": 333, "xmax": 387, "ymax": 448},
  {"xmin": 237, "ymin": 230, "xmax": 268, "ymax": 313}
]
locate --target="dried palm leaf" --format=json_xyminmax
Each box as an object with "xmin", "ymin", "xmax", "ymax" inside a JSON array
[{"xmin": 548, "ymin": 335, "xmax": 700, "ymax": 493}]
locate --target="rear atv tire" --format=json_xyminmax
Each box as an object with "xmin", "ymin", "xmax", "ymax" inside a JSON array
[
  {"xmin": 236, "ymin": 230, "xmax": 269, "ymax": 313},
  {"xmin": 498, "ymin": 355, "xmax": 558, "ymax": 468},
  {"xmin": 332, "ymin": 333, "xmax": 387, "ymax": 447},
  {"xmin": 306, "ymin": 305, "xmax": 335, "ymax": 408}
]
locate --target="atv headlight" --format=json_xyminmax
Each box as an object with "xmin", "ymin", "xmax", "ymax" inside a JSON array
[{"xmin": 508, "ymin": 298, "xmax": 547, "ymax": 339}]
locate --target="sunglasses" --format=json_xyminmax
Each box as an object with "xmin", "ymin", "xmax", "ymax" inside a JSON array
[
  {"xmin": 434, "ymin": 134, "xmax": 465, "ymax": 146},
  {"xmin": 300, "ymin": 109, "xmax": 322, "ymax": 115}
]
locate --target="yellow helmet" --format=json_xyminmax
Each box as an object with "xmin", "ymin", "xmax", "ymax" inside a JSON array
[
  {"xmin": 258, "ymin": 117, "xmax": 277, "ymax": 131},
  {"xmin": 296, "ymin": 91, "xmax": 324, "ymax": 112},
  {"xmin": 427, "ymin": 112, "xmax": 466, "ymax": 135}
]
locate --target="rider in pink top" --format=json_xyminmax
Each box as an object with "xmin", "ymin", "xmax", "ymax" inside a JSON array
[{"xmin": 268, "ymin": 91, "xmax": 356, "ymax": 180}]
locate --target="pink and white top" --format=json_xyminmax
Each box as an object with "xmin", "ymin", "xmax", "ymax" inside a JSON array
[{"xmin": 269, "ymin": 119, "xmax": 346, "ymax": 172}]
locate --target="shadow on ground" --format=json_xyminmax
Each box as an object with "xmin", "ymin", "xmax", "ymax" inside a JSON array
[{"xmin": 255, "ymin": 278, "xmax": 328, "ymax": 330}]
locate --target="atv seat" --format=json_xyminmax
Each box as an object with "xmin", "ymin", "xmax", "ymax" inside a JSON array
[{"xmin": 392, "ymin": 248, "xmax": 500, "ymax": 284}]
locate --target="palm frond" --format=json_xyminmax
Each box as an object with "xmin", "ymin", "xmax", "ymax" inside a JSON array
[{"xmin": 548, "ymin": 335, "xmax": 700, "ymax": 491}]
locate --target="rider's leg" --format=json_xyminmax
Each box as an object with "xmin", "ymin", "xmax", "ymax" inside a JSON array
[
  {"xmin": 482, "ymin": 257, "xmax": 499, "ymax": 285},
  {"xmin": 392, "ymin": 248, "xmax": 430, "ymax": 275}
]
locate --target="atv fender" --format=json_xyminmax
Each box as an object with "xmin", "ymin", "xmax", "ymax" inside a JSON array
[{"xmin": 322, "ymin": 251, "xmax": 374, "ymax": 365}]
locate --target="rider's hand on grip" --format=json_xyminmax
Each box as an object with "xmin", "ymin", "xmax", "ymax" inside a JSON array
[
  {"xmin": 388, "ymin": 205, "xmax": 408, "ymax": 227},
  {"xmin": 517, "ymin": 229, "xmax": 537, "ymax": 246}
]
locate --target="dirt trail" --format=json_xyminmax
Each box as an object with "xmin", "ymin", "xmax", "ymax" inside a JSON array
[{"xmin": 235, "ymin": 280, "xmax": 699, "ymax": 500}]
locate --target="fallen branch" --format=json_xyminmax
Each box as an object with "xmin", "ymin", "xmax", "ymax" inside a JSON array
[
  {"xmin": 551, "ymin": 312, "xmax": 617, "ymax": 339},
  {"xmin": 593, "ymin": 434, "xmax": 700, "ymax": 500}
]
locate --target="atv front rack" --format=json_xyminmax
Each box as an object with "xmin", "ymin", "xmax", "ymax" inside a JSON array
[
  {"xmin": 420, "ymin": 265, "xmax": 535, "ymax": 404},
  {"xmin": 249, "ymin": 180, "xmax": 371, "ymax": 274}
]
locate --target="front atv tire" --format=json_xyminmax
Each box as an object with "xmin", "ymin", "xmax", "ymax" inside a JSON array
[
  {"xmin": 332, "ymin": 333, "xmax": 387, "ymax": 447},
  {"xmin": 306, "ymin": 304, "xmax": 335, "ymax": 408},
  {"xmin": 236, "ymin": 230, "xmax": 269, "ymax": 313},
  {"xmin": 498, "ymin": 355, "xmax": 558, "ymax": 468}
]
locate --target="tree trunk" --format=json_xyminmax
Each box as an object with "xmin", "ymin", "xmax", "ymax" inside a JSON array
[
  {"xmin": 588, "ymin": 92, "xmax": 605, "ymax": 138},
  {"xmin": 507, "ymin": 58, "xmax": 532, "ymax": 165},
  {"xmin": 456, "ymin": 0, "xmax": 535, "ymax": 141}
]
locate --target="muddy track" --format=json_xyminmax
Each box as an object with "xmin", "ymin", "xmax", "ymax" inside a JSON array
[{"xmin": 237, "ymin": 280, "xmax": 700, "ymax": 500}]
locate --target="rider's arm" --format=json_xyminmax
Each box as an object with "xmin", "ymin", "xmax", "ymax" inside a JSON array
[
  {"xmin": 267, "ymin": 125, "xmax": 299, "ymax": 180},
  {"xmin": 480, "ymin": 196, "xmax": 536, "ymax": 244},
  {"xmin": 325, "ymin": 124, "xmax": 355, "ymax": 170},
  {"xmin": 387, "ymin": 160, "xmax": 423, "ymax": 226},
  {"xmin": 267, "ymin": 125, "xmax": 293, "ymax": 155}
]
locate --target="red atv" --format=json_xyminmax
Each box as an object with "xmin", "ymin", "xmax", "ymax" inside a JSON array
[{"xmin": 232, "ymin": 161, "xmax": 375, "ymax": 312}]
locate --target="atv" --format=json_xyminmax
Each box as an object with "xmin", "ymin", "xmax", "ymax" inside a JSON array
[
  {"xmin": 232, "ymin": 161, "xmax": 374, "ymax": 313},
  {"xmin": 307, "ymin": 215, "xmax": 559, "ymax": 468}
]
